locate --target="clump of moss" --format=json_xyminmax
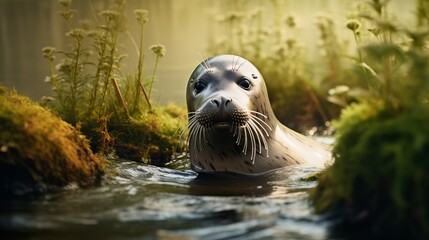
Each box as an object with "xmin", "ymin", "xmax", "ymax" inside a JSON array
[
  {"xmin": 312, "ymin": 101, "xmax": 429, "ymax": 238},
  {"xmin": 0, "ymin": 86, "xmax": 105, "ymax": 196},
  {"xmin": 82, "ymin": 103, "xmax": 187, "ymax": 166},
  {"xmin": 311, "ymin": 0, "xmax": 429, "ymax": 237},
  {"xmin": 110, "ymin": 105, "xmax": 187, "ymax": 166}
]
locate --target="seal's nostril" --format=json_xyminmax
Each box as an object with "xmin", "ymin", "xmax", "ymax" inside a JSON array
[
  {"xmin": 225, "ymin": 98, "xmax": 232, "ymax": 107},
  {"xmin": 211, "ymin": 99, "xmax": 220, "ymax": 107}
]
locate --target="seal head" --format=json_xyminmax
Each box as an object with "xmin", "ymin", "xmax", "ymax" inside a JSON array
[{"xmin": 186, "ymin": 55, "xmax": 331, "ymax": 175}]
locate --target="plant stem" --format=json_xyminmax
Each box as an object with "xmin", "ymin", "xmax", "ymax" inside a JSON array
[
  {"xmin": 88, "ymin": 20, "xmax": 110, "ymax": 117},
  {"xmin": 352, "ymin": 30, "xmax": 373, "ymax": 94},
  {"xmin": 148, "ymin": 55, "xmax": 159, "ymax": 100},
  {"xmin": 89, "ymin": 0, "xmax": 99, "ymax": 23},
  {"xmin": 305, "ymin": 85, "xmax": 329, "ymax": 123},
  {"xmin": 111, "ymin": 77, "xmax": 130, "ymax": 118},
  {"xmin": 139, "ymin": 82, "xmax": 152, "ymax": 110},
  {"xmin": 70, "ymin": 39, "xmax": 82, "ymax": 124},
  {"xmin": 134, "ymin": 22, "xmax": 151, "ymax": 111},
  {"xmin": 48, "ymin": 59, "xmax": 65, "ymax": 109},
  {"xmin": 135, "ymin": 23, "xmax": 144, "ymax": 110},
  {"xmin": 126, "ymin": 29, "xmax": 139, "ymax": 56},
  {"xmin": 99, "ymin": 24, "xmax": 119, "ymax": 117}
]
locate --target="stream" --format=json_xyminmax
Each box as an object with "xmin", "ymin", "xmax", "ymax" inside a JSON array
[{"xmin": 1, "ymin": 153, "xmax": 333, "ymax": 240}]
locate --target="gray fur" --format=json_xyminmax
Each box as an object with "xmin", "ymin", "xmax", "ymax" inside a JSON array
[{"xmin": 186, "ymin": 55, "xmax": 332, "ymax": 175}]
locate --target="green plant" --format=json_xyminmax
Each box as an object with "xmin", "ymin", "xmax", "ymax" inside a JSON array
[
  {"xmin": 312, "ymin": 0, "xmax": 429, "ymax": 237},
  {"xmin": 42, "ymin": 0, "xmax": 185, "ymax": 164},
  {"xmin": 42, "ymin": 0, "xmax": 165, "ymax": 124},
  {"xmin": 148, "ymin": 44, "xmax": 166, "ymax": 100},
  {"xmin": 313, "ymin": 101, "xmax": 429, "ymax": 238},
  {"xmin": 207, "ymin": 2, "xmax": 335, "ymax": 132},
  {"xmin": 132, "ymin": 9, "xmax": 151, "ymax": 112}
]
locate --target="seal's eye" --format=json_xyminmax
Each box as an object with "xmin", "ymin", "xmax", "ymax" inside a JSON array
[
  {"xmin": 194, "ymin": 81, "xmax": 207, "ymax": 94},
  {"xmin": 237, "ymin": 78, "xmax": 252, "ymax": 90}
]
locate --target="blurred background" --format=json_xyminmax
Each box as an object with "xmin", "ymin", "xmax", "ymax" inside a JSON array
[{"xmin": 0, "ymin": 0, "xmax": 415, "ymax": 106}]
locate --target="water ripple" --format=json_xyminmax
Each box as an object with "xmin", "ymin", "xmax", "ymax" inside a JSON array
[{"xmin": 1, "ymin": 158, "xmax": 329, "ymax": 239}]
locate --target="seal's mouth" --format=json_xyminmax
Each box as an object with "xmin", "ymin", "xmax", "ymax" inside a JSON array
[{"xmin": 213, "ymin": 122, "xmax": 231, "ymax": 130}]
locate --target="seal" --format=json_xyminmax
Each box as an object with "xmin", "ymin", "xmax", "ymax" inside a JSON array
[{"xmin": 186, "ymin": 54, "xmax": 331, "ymax": 175}]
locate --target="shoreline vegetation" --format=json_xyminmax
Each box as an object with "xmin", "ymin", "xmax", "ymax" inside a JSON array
[
  {"xmin": 2, "ymin": 0, "xmax": 429, "ymax": 238},
  {"xmin": 1, "ymin": 0, "xmax": 187, "ymax": 196},
  {"xmin": 205, "ymin": 0, "xmax": 429, "ymax": 236},
  {"xmin": 0, "ymin": 86, "xmax": 105, "ymax": 196},
  {"xmin": 309, "ymin": 0, "xmax": 429, "ymax": 238},
  {"xmin": 41, "ymin": 0, "xmax": 187, "ymax": 165}
]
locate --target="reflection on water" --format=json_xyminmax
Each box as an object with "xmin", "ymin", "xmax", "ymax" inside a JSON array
[{"xmin": 0, "ymin": 158, "xmax": 329, "ymax": 239}]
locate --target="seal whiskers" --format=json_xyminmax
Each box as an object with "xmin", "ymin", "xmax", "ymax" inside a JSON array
[
  {"xmin": 246, "ymin": 124, "xmax": 257, "ymax": 163},
  {"xmin": 186, "ymin": 54, "xmax": 332, "ymax": 174},
  {"xmin": 186, "ymin": 113, "xmax": 204, "ymax": 154},
  {"xmin": 227, "ymin": 111, "xmax": 271, "ymax": 164},
  {"xmin": 197, "ymin": 53, "xmax": 212, "ymax": 72},
  {"xmin": 195, "ymin": 59, "xmax": 208, "ymax": 72},
  {"xmin": 248, "ymin": 111, "xmax": 271, "ymax": 157},
  {"xmin": 176, "ymin": 112, "xmax": 197, "ymax": 152},
  {"xmin": 236, "ymin": 59, "xmax": 246, "ymax": 72}
]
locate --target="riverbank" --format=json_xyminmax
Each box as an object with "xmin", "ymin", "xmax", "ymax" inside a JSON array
[{"xmin": 0, "ymin": 86, "xmax": 105, "ymax": 196}]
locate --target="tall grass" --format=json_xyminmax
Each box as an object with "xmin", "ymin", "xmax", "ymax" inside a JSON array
[
  {"xmin": 42, "ymin": 0, "xmax": 165, "ymax": 125},
  {"xmin": 42, "ymin": 0, "xmax": 185, "ymax": 164},
  {"xmin": 207, "ymin": 1, "xmax": 351, "ymax": 132}
]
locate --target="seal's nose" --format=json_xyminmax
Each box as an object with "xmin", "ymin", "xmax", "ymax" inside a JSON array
[{"xmin": 211, "ymin": 96, "xmax": 232, "ymax": 109}]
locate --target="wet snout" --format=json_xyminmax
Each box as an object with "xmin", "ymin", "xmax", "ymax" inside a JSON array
[
  {"xmin": 195, "ymin": 89, "xmax": 249, "ymax": 130},
  {"xmin": 210, "ymin": 95, "xmax": 232, "ymax": 110},
  {"xmin": 208, "ymin": 95, "xmax": 233, "ymax": 128}
]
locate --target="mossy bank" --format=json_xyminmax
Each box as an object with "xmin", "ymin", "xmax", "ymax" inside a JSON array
[
  {"xmin": 0, "ymin": 87, "xmax": 105, "ymax": 197},
  {"xmin": 81, "ymin": 104, "xmax": 187, "ymax": 166},
  {"xmin": 312, "ymin": 102, "xmax": 429, "ymax": 238}
]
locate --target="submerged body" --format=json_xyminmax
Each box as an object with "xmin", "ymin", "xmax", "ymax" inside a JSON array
[{"xmin": 186, "ymin": 55, "xmax": 331, "ymax": 175}]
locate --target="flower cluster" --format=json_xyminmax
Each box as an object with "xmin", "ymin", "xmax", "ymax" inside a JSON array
[
  {"xmin": 100, "ymin": 10, "xmax": 119, "ymax": 21},
  {"xmin": 346, "ymin": 19, "xmax": 361, "ymax": 32},
  {"xmin": 65, "ymin": 28, "xmax": 87, "ymax": 40},
  {"xmin": 134, "ymin": 9, "xmax": 149, "ymax": 25},
  {"xmin": 60, "ymin": 9, "xmax": 74, "ymax": 21},
  {"xmin": 42, "ymin": 47, "xmax": 56, "ymax": 61},
  {"xmin": 285, "ymin": 16, "xmax": 296, "ymax": 28},
  {"xmin": 58, "ymin": 0, "xmax": 72, "ymax": 7},
  {"xmin": 149, "ymin": 44, "xmax": 166, "ymax": 57}
]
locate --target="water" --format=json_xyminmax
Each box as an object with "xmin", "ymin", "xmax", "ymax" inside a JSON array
[{"xmin": 0, "ymin": 157, "xmax": 331, "ymax": 240}]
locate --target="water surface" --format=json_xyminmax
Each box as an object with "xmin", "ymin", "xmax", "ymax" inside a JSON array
[{"xmin": 1, "ymin": 157, "xmax": 330, "ymax": 239}]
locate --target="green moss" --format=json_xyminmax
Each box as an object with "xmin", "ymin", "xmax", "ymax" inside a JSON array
[
  {"xmin": 300, "ymin": 173, "xmax": 319, "ymax": 182},
  {"xmin": 0, "ymin": 86, "xmax": 105, "ymax": 196},
  {"xmin": 311, "ymin": 101, "xmax": 429, "ymax": 238},
  {"xmin": 82, "ymin": 104, "xmax": 187, "ymax": 166}
]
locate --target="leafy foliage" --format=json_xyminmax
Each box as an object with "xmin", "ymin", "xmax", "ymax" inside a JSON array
[{"xmin": 312, "ymin": 0, "xmax": 429, "ymax": 237}]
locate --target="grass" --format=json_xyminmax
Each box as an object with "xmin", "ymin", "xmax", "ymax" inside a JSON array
[
  {"xmin": 42, "ymin": 0, "xmax": 187, "ymax": 164},
  {"xmin": 206, "ymin": 1, "xmax": 359, "ymax": 132},
  {"xmin": 310, "ymin": 0, "xmax": 429, "ymax": 238}
]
